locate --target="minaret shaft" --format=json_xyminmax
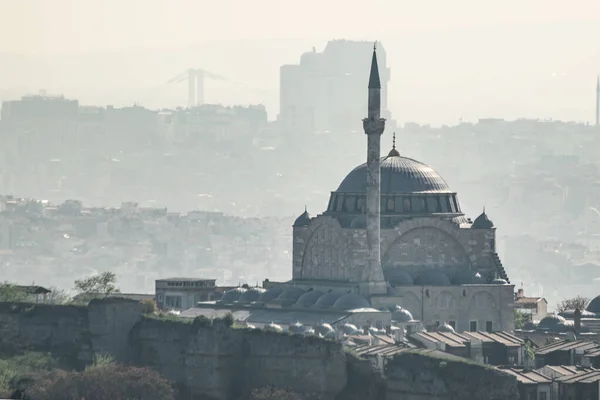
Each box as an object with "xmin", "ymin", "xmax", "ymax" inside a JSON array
[{"xmin": 362, "ymin": 45, "xmax": 386, "ymax": 288}]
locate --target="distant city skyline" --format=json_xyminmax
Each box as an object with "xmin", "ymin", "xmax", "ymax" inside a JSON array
[{"xmin": 1, "ymin": 1, "xmax": 600, "ymax": 125}]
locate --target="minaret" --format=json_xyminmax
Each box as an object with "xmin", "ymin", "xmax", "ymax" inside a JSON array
[
  {"xmin": 361, "ymin": 43, "xmax": 386, "ymax": 292},
  {"xmin": 596, "ymin": 75, "xmax": 600, "ymax": 126}
]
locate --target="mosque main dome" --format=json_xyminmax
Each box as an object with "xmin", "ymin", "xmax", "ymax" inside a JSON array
[{"xmin": 324, "ymin": 146, "xmax": 464, "ymax": 224}]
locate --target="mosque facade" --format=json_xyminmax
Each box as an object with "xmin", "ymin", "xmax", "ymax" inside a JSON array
[{"xmin": 283, "ymin": 46, "xmax": 515, "ymax": 333}]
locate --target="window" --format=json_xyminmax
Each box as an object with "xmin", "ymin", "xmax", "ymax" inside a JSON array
[
  {"xmin": 165, "ymin": 296, "xmax": 182, "ymax": 309},
  {"xmin": 448, "ymin": 321, "xmax": 456, "ymax": 330},
  {"xmin": 486, "ymin": 321, "xmax": 493, "ymax": 333},
  {"xmin": 157, "ymin": 295, "xmax": 163, "ymax": 303},
  {"xmin": 470, "ymin": 320, "xmax": 478, "ymax": 332}
]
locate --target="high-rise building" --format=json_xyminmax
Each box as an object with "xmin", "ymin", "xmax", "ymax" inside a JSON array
[{"xmin": 279, "ymin": 40, "xmax": 391, "ymax": 134}]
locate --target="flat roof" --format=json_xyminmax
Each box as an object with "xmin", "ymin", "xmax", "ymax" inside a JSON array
[{"xmin": 156, "ymin": 277, "xmax": 216, "ymax": 282}]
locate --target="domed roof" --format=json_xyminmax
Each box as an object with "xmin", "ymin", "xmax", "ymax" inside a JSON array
[
  {"xmin": 336, "ymin": 153, "xmax": 451, "ymax": 195},
  {"xmin": 293, "ymin": 208, "xmax": 311, "ymax": 228},
  {"xmin": 333, "ymin": 293, "xmax": 371, "ymax": 310},
  {"xmin": 391, "ymin": 306, "xmax": 414, "ymax": 322},
  {"xmin": 472, "ymin": 209, "xmax": 494, "ymax": 229},
  {"xmin": 558, "ymin": 309, "xmax": 597, "ymax": 318},
  {"xmin": 237, "ymin": 287, "xmax": 266, "ymax": 303},
  {"xmin": 384, "ymin": 268, "xmax": 414, "ymax": 286},
  {"xmin": 491, "ymin": 278, "xmax": 509, "ymax": 285},
  {"xmin": 220, "ymin": 287, "xmax": 246, "ymax": 303},
  {"xmin": 437, "ymin": 322, "xmax": 455, "ymax": 333},
  {"xmin": 315, "ymin": 323, "xmax": 335, "ymax": 336},
  {"xmin": 315, "ymin": 291, "xmax": 343, "ymax": 308},
  {"xmin": 341, "ymin": 323, "xmax": 360, "ymax": 335},
  {"xmin": 452, "ymin": 270, "xmax": 485, "ymax": 285},
  {"xmin": 276, "ymin": 287, "xmax": 305, "ymax": 303},
  {"xmin": 264, "ymin": 322, "xmax": 283, "ymax": 332},
  {"xmin": 586, "ymin": 295, "xmax": 600, "ymax": 314},
  {"xmin": 537, "ymin": 314, "xmax": 566, "ymax": 331},
  {"xmin": 293, "ymin": 289, "xmax": 324, "ymax": 308},
  {"xmin": 414, "ymin": 270, "xmax": 451, "ymax": 286},
  {"xmin": 288, "ymin": 321, "xmax": 306, "ymax": 334},
  {"xmin": 255, "ymin": 287, "xmax": 284, "ymax": 303}
]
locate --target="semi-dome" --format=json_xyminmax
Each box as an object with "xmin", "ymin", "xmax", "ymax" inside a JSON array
[
  {"xmin": 237, "ymin": 287, "xmax": 266, "ymax": 303},
  {"xmin": 537, "ymin": 314, "xmax": 566, "ymax": 331},
  {"xmin": 452, "ymin": 270, "xmax": 485, "ymax": 285},
  {"xmin": 414, "ymin": 270, "xmax": 451, "ymax": 286},
  {"xmin": 336, "ymin": 154, "xmax": 451, "ymax": 194},
  {"xmin": 255, "ymin": 287, "xmax": 284, "ymax": 303},
  {"xmin": 293, "ymin": 289, "xmax": 324, "ymax": 308},
  {"xmin": 315, "ymin": 291, "xmax": 343, "ymax": 308},
  {"xmin": 558, "ymin": 309, "xmax": 597, "ymax": 318},
  {"xmin": 219, "ymin": 287, "xmax": 247, "ymax": 303},
  {"xmin": 384, "ymin": 268, "xmax": 414, "ymax": 286},
  {"xmin": 586, "ymin": 295, "xmax": 600, "ymax": 314},
  {"xmin": 472, "ymin": 209, "xmax": 494, "ymax": 229},
  {"xmin": 333, "ymin": 293, "xmax": 371, "ymax": 310},
  {"xmin": 391, "ymin": 306, "xmax": 414, "ymax": 322}
]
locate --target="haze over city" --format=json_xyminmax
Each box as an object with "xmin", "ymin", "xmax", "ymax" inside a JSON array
[{"xmin": 1, "ymin": 0, "xmax": 600, "ymax": 124}]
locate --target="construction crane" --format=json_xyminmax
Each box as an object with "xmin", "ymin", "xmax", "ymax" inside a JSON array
[{"xmin": 167, "ymin": 68, "xmax": 226, "ymax": 108}]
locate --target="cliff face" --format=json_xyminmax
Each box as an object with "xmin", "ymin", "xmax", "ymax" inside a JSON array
[
  {"xmin": 129, "ymin": 318, "xmax": 348, "ymax": 400},
  {"xmin": 0, "ymin": 301, "xmax": 519, "ymax": 400}
]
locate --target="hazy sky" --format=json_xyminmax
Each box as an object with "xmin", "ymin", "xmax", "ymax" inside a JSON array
[{"xmin": 1, "ymin": 0, "xmax": 600, "ymax": 124}]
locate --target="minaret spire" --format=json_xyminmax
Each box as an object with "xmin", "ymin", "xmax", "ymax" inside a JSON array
[{"xmin": 362, "ymin": 43, "xmax": 386, "ymax": 293}]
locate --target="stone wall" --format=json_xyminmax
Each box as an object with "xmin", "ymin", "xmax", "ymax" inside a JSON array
[{"xmin": 129, "ymin": 318, "xmax": 347, "ymax": 400}]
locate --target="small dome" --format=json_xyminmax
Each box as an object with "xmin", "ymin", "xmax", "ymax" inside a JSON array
[
  {"xmin": 522, "ymin": 321, "xmax": 536, "ymax": 330},
  {"xmin": 341, "ymin": 323, "xmax": 359, "ymax": 335},
  {"xmin": 414, "ymin": 270, "xmax": 451, "ymax": 286},
  {"xmin": 384, "ymin": 268, "xmax": 414, "ymax": 286},
  {"xmin": 537, "ymin": 314, "xmax": 566, "ymax": 331},
  {"xmin": 368, "ymin": 326, "xmax": 385, "ymax": 335},
  {"xmin": 293, "ymin": 209, "xmax": 311, "ymax": 228},
  {"xmin": 452, "ymin": 270, "xmax": 485, "ymax": 285},
  {"xmin": 391, "ymin": 306, "xmax": 414, "ymax": 323},
  {"xmin": 558, "ymin": 309, "xmax": 597, "ymax": 318},
  {"xmin": 276, "ymin": 287, "xmax": 305, "ymax": 303},
  {"xmin": 586, "ymin": 295, "xmax": 600, "ymax": 314},
  {"xmin": 255, "ymin": 287, "xmax": 284, "ymax": 303},
  {"xmin": 491, "ymin": 278, "xmax": 509, "ymax": 285},
  {"xmin": 315, "ymin": 291, "xmax": 343, "ymax": 308},
  {"xmin": 237, "ymin": 287, "xmax": 266, "ymax": 303},
  {"xmin": 264, "ymin": 322, "xmax": 283, "ymax": 332},
  {"xmin": 333, "ymin": 293, "xmax": 371, "ymax": 310},
  {"xmin": 303, "ymin": 328, "xmax": 316, "ymax": 336},
  {"xmin": 314, "ymin": 323, "xmax": 335, "ymax": 336},
  {"xmin": 220, "ymin": 287, "xmax": 247, "ymax": 303},
  {"xmin": 288, "ymin": 321, "xmax": 306, "ymax": 334},
  {"xmin": 472, "ymin": 209, "xmax": 494, "ymax": 229},
  {"xmin": 293, "ymin": 289, "xmax": 324, "ymax": 308},
  {"xmin": 437, "ymin": 322, "xmax": 455, "ymax": 333}
]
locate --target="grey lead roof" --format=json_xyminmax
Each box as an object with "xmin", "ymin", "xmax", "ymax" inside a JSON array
[{"xmin": 336, "ymin": 154, "xmax": 451, "ymax": 194}]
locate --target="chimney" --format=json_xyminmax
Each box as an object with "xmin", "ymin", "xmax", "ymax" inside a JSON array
[
  {"xmin": 516, "ymin": 288, "xmax": 524, "ymax": 298},
  {"xmin": 574, "ymin": 308, "xmax": 581, "ymax": 334}
]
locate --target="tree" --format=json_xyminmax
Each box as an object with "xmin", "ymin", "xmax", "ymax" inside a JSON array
[
  {"xmin": 555, "ymin": 296, "xmax": 590, "ymax": 313},
  {"xmin": 27, "ymin": 362, "xmax": 174, "ymax": 400},
  {"xmin": 44, "ymin": 287, "xmax": 71, "ymax": 305},
  {"xmin": 73, "ymin": 272, "xmax": 120, "ymax": 298},
  {"xmin": 245, "ymin": 386, "xmax": 304, "ymax": 400},
  {"xmin": 514, "ymin": 310, "xmax": 531, "ymax": 329},
  {"xmin": 0, "ymin": 283, "xmax": 30, "ymax": 302}
]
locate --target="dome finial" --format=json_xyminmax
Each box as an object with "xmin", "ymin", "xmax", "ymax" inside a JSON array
[{"xmin": 387, "ymin": 132, "xmax": 400, "ymax": 157}]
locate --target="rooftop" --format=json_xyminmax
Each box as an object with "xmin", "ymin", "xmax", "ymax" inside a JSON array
[
  {"xmin": 535, "ymin": 339, "xmax": 600, "ymax": 355},
  {"xmin": 556, "ymin": 370, "xmax": 600, "ymax": 384},
  {"xmin": 496, "ymin": 367, "xmax": 551, "ymax": 384}
]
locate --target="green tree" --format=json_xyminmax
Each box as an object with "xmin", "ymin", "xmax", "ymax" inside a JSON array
[
  {"xmin": 0, "ymin": 282, "xmax": 30, "ymax": 302},
  {"xmin": 245, "ymin": 386, "xmax": 304, "ymax": 400},
  {"xmin": 523, "ymin": 341, "xmax": 535, "ymax": 362},
  {"xmin": 45, "ymin": 287, "xmax": 71, "ymax": 305},
  {"xmin": 73, "ymin": 272, "xmax": 120, "ymax": 298},
  {"xmin": 514, "ymin": 310, "xmax": 531, "ymax": 329},
  {"xmin": 556, "ymin": 295, "xmax": 590, "ymax": 313}
]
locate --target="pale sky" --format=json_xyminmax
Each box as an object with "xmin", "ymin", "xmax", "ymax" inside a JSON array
[{"xmin": 1, "ymin": 0, "xmax": 600, "ymax": 124}]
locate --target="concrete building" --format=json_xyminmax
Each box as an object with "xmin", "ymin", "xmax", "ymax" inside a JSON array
[
  {"xmin": 155, "ymin": 277, "xmax": 220, "ymax": 311},
  {"xmin": 514, "ymin": 288, "xmax": 548, "ymax": 322}
]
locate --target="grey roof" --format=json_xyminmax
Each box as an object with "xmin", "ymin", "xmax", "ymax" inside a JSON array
[
  {"xmin": 294, "ymin": 290, "xmax": 324, "ymax": 308},
  {"xmin": 336, "ymin": 154, "xmax": 451, "ymax": 195},
  {"xmin": 333, "ymin": 293, "xmax": 371, "ymax": 310},
  {"xmin": 237, "ymin": 287, "xmax": 266, "ymax": 303},
  {"xmin": 414, "ymin": 270, "xmax": 451, "ymax": 286},
  {"xmin": 383, "ymin": 268, "xmax": 414, "ymax": 286},
  {"xmin": 179, "ymin": 308, "xmax": 250, "ymax": 320},
  {"xmin": 315, "ymin": 292, "xmax": 343, "ymax": 308},
  {"xmin": 219, "ymin": 287, "xmax": 246, "ymax": 303},
  {"xmin": 537, "ymin": 314, "xmax": 567, "ymax": 330},
  {"xmin": 452, "ymin": 270, "xmax": 485, "ymax": 285},
  {"xmin": 368, "ymin": 48, "xmax": 381, "ymax": 89},
  {"xmin": 586, "ymin": 295, "xmax": 600, "ymax": 314},
  {"xmin": 293, "ymin": 210, "xmax": 311, "ymax": 227},
  {"xmin": 391, "ymin": 306, "xmax": 413, "ymax": 323},
  {"xmin": 245, "ymin": 309, "xmax": 350, "ymax": 326},
  {"xmin": 535, "ymin": 339, "xmax": 600, "ymax": 355},
  {"xmin": 255, "ymin": 286, "xmax": 284, "ymax": 303},
  {"xmin": 276, "ymin": 287, "xmax": 305, "ymax": 303},
  {"xmin": 556, "ymin": 370, "xmax": 600, "ymax": 384},
  {"xmin": 157, "ymin": 277, "xmax": 215, "ymax": 282},
  {"xmin": 497, "ymin": 367, "xmax": 551, "ymax": 384}
]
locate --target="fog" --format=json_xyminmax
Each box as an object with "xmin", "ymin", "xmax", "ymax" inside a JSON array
[{"xmin": 1, "ymin": 0, "xmax": 600, "ymax": 310}]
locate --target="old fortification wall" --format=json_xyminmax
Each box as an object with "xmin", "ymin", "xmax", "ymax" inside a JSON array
[
  {"xmin": 0, "ymin": 301, "xmax": 520, "ymax": 400},
  {"xmin": 130, "ymin": 318, "xmax": 347, "ymax": 400}
]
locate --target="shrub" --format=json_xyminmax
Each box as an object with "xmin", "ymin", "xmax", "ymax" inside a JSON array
[
  {"xmin": 27, "ymin": 363, "xmax": 175, "ymax": 400},
  {"xmin": 0, "ymin": 352, "xmax": 58, "ymax": 398},
  {"xmin": 245, "ymin": 386, "xmax": 304, "ymax": 400},
  {"xmin": 140, "ymin": 299, "xmax": 157, "ymax": 314}
]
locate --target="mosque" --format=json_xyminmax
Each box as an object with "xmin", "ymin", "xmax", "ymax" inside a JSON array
[{"xmin": 194, "ymin": 46, "xmax": 516, "ymax": 333}]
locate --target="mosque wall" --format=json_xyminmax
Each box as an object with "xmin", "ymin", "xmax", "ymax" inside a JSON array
[{"xmin": 393, "ymin": 284, "xmax": 515, "ymax": 332}]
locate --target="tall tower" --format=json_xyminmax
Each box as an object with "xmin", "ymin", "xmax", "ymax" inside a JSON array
[
  {"xmin": 596, "ymin": 75, "xmax": 600, "ymax": 126},
  {"xmin": 361, "ymin": 43, "xmax": 387, "ymax": 294}
]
